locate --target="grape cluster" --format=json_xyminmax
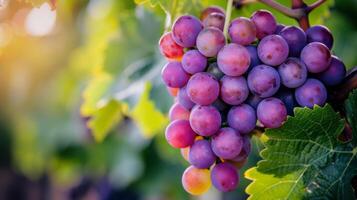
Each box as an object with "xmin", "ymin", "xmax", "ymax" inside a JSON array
[{"xmin": 159, "ymin": 6, "xmax": 346, "ymax": 195}]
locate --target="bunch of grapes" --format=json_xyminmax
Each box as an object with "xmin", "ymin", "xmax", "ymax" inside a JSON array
[{"xmin": 159, "ymin": 5, "xmax": 346, "ymax": 195}]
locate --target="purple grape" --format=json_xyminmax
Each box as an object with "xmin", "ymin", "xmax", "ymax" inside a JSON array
[
  {"xmin": 295, "ymin": 78, "xmax": 327, "ymax": 108},
  {"xmin": 275, "ymin": 89, "xmax": 297, "ymax": 116},
  {"xmin": 227, "ymin": 104, "xmax": 256, "ymax": 134},
  {"xmin": 187, "ymin": 72, "xmax": 220, "ymax": 105},
  {"xmin": 182, "ymin": 50, "xmax": 207, "ymax": 74},
  {"xmin": 231, "ymin": 136, "xmax": 251, "ymax": 162},
  {"xmin": 178, "ymin": 86, "xmax": 195, "ymax": 110},
  {"xmin": 245, "ymin": 94, "xmax": 263, "ymax": 109},
  {"xmin": 275, "ymin": 24, "xmax": 285, "ymax": 34},
  {"xmin": 220, "ymin": 76, "xmax": 249, "ymax": 105},
  {"xmin": 161, "ymin": 62, "xmax": 190, "ymax": 88},
  {"xmin": 257, "ymin": 34, "xmax": 289, "ymax": 66},
  {"xmin": 228, "ymin": 17, "xmax": 256, "ymax": 45},
  {"xmin": 247, "ymin": 65, "xmax": 280, "ymax": 98},
  {"xmin": 211, "ymin": 127, "xmax": 243, "ymax": 159},
  {"xmin": 165, "ymin": 120, "xmax": 196, "ymax": 148},
  {"xmin": 257, "ymin": 97, "xmax": 287, "ymax": 128},
  {"xmin": 279, "ymin": 26, "xmax": 306, "ymax": 57},
  {"xmin": 203, "ymin": 12, "xmax": 225, "ymax": 31},
  {"xmin": 217, "ymin": 43, "xmax": 250, "ymax": 76},
  {"xmin": 278, "ymin": 57, "xmax": 307, "ymax": 88},
  {"xmin": 196, "ymin": 27, "xmax": 226, "ymax": 57},
  {"xmin": 190, "ymin": 105, "xmax": 221, "ymax": 137},
  {"xmin": 169, "ymin": 102, "xmax": 190, "ymax": 121},
  {"xmin": 251, "ymin": 10, "xmax": 277, "ymax": 39},
  {"xmin": 300, "ymin": 42, "xmax": 332, "ymax": 73},
  {"xmin": 211, "ymin": 163, "xmax": 239, "ymax": 192},
  {"xmin": 246, "ymin": 45, "xmax": 261, "ymax": 71},
  {"xmin": 201, "ymin": 6, "xmax": 225, "ymax": 20},
  {"xmin": 207, "ymin": 62, "xmax": 224, "ymax": 80},
  {"xmin": 317, "ymin": 56, "xmax": 346, "ymax": 86},
  {"xmin": 306, "ymin": 25, "xmax": 334, "ymax": 49},
  {"xmin": 172, "ymin": 15, "xmax": 203, "ymax": 48},
  {"xmin": 188, "ymin": 140, "xmax": 216, "ymax": 169}
]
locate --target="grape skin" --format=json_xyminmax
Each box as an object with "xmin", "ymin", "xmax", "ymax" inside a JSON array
[
  {"xmin": 211, "ymin": 127, "xmax": 243, "ymax": 159},
  {"xmin": 295, "ymin": 78, "xmax": 327, "ymax": 108},
  {"xmin": 165, "ymin": 120, "xmax": 196, "ymax": 148},
  {"xmin": 203, "ymin": 12, "xmax": 225, "ymax": 31},
  {"xmin": 220, "ymin": 75, "xmax": 249, "ymax": 105},
  {"xmin": 306, "ymin": 25, "xmax": 334, "ymax": 49},
  {"xmin": 178, "ymin": 86, "xmax": 195, "ymax": 110},
  {"xmin": 231, "ymin": 135, "xmax": 251, "ymax": 162},
  {"xmin": 196, "ymin": 27, "xmax": 226, "ymax": 57},
  {"xmin": 257, "ymin": 34, "xmax": 289, "ymax": 66},
  {"xmin": 182, "ymin": 166, "xmax": 211, "ymax": 195},
  {"xmin": 251, "ymin": 10, "xmax": 277, "ymax": 39},
  {"xmin": 278, "ymin": 57, "xmax": 307, "ymax": 88},
  {"xmin": 182, "ymin": 50, "xmax": 207, "ymax": 74},
  {"xmin": 247, "ymin": 65, "xmax": 281, "ymax": 98},
  {"xmin": 159, "ymin": 32, "xmax": 184, "ymax": 60},
  {"xmin": 189, "ymin": 140, "xmax": 216, "ymax": 169},
  {"xmin": 161, "ymin": 62, "xmax": 190, "ymax": 88},
  {"xmin": 172, "ymin": 15, "xmax": 203, "ymax": 48},
  {"xmin": 279, "ymin": 26, "xmax": 306, "ymax": 57},
  {"xmin": 217, "ymin": 43, "xmax": 251, "ymax": 76},
  {"xmin": 211, "ymin": 163, "xmax": 239, "ymax": 192},
  {"xmin": 227, "ymin": 104, "xmax": 256, "ymax": 134},
  {"xmin": 190, "ymin": 105, "xmax": 221, "ymax": 137},
  {"xmin": 300, "ymin": 42, "xmax": 331, "ymax": 73},
  {"xmin": 228, "ymin": 17, "xmax": 256, "ymax": 45},
  {"xmin": 257, "ymin": 97, "xmax": 287, "ymax": 128},
  {"xmin": 200, "ymin": 6, "xmax": 225, "ymax": 20},
  {"xmin": 169, "ymin": 102, "xmax": 190, "ymax": 121},
  {"xmin": 317, "ymin": 56, "xmax": 346, "ymax": 86},
  {"xmin": 187, "ymin": 72, "xmax": 220, "ymax": 105}
]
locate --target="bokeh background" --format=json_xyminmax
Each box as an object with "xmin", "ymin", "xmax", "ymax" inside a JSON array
[{"xmin": 0, "ymin": 0, "xmax": 356, "ymax": 199}]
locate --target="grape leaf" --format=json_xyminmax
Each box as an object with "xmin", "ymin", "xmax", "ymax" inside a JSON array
[
  {"xmin": 345, "ymin": 90, "xmax": 357, "ymax": 145},
  {"xmin": 245, "ymin": 104, "xmax": 357, "ymax": 200}
]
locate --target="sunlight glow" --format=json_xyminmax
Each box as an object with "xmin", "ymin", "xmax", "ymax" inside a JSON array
[{"xmin": 25, "ymin": 3, "xmax": 56, "ymax": 37}]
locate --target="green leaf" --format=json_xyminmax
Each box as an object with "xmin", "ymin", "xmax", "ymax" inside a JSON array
[
  {"xmin": 130, "ymin": 83, "xmax": 168, "ymax": 138},
  {"xmin": 345, "ymin": 90, "xmax": 357, "ymax": 145},
  {"xmin": 245, "ymin": 105, "xmax": 357, "ymax": 200},
  {"xmin": 87, "ymin": 99, "xmax": 128, "ymax": 142}
]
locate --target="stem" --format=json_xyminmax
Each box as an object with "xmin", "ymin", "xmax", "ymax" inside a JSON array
[
  {"xmin": 223, "ymin": 0, "xmax": 234, "ymax": 42},
  {"xmin": 258, "ymin": 0, "xmax": 302, "ymax": 18},
  {"xmin": 306, "ymin": 0, "xmax": 327, "ymax": 12}
]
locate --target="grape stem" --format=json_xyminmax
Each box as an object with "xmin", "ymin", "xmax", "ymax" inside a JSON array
[{"xmin": 223, "ymin": 0, "xmax": 234, "ymax": 42}]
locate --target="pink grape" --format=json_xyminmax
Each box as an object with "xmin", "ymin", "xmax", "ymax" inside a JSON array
[
  {"xmin": 159, "ymin": 32, "xmax": 184, "ymax": 60},
  {"xmin": 211, "ymin": 163, "xmax": 239, "ymax": 192},
  {"xmin": 251, "ymin": 10, "xmax": 277, "ymax": 39},
  {"xmin": 182, "ymin": 50, "xmax": 207, "ymax": 74},
  {"xmin": 165, "ymin": 120, "xmax": 196, "ymax": 148},
  {"xmin": 169, "ymin": 102, "xmax": 190, "ymax": 121},
  {"xmin": 203, "ymin": 12, "xmax": 225, "ymax": 31},
  {"xmin": 196, "ymin": 27, "xmax": 226, "ymax": 57},
  {"xmin": 217, "ymin": 43, "xmax": 251, "ymax": 76},
  {"xmin": 189, "ymin": 139, "xmax": 216, "ymax": 169},
  {"xmin": 172, "ymin": 15, "xmax": 203, "ymax": 48},
  {"xmin": 161, "ymin": 62, "xmax": 190, "ymax": 88},
  {"xmin": 190, "ymin": 105, "xmax": 221, "ymax": 137},
  {"xmin": 257, "ymin": 97, "xmax": 287, "ymax": 128},
  {"xmin": 211, "ymin": 127, "xmax": 243, "ymax": 159},
  {"xmin": 300, "ymin": 42, "xmax": 331, "ymax": 73},
  {"xmin": 257, "ymin": 34, "xmax": 289, "ymax": 66},
  {"xmin": 227, "ymin": 104, "xmax": 256, "ymax": 134},
  {"xmin": 220, "ymin": 75, "xmax": 249, "ymax": 105},
  {"xmin": 182, "ymin": 166, "xmax": 211, "ymax": 195},
  {"xmin": 228, "ymin": 17, "xmax": 256, "ymax": 45},
  {"xmin": 187, "ymin": 72, "xmax": 220, "ymax": 105}
]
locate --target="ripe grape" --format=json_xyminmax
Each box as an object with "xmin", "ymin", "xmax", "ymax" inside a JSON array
[
  {"xmin": 317, "ymin": 56, "xmax": 346, "ymax": 86},
  {"xmin": 190, "ymin": 105, "xmax": 221, "ymax": 136},
  {"xmin": 245, "ymin": 94, "xmax": 263, "ymax": 109},
  {"xmin": 306, "ymin": 25, "xmax": 333, "ymax": 49},
  {"xmin": 169, "ymin": 102, "xmax": 190, "ymax": 121},
  {"xmin": 217, "ymin": 43, "xmax": 250, "ymax": 76},
  {"xmin": 231, "ymin": 135, "xmax": 251, "ymax": 162},
  {"xmin": 182, "ymin": 166, "xmax": 211, "ymax": 195},
  {"xmin": 161, "ymin": 62, "xmax": 190, "ymax": 88},
  {"xmin": 211, "ymin": 127, "xmax": 243, "ymax": 159},
  {"xmin": 165, "ymin": 120, "xmax": 196, "ymax": 148},
  {"xmin": 196, "ymin": 27, "xmax": 226, "ymax": 57},
  {"xmin": 200, "ymin": 6, "xmax": 225, "ymax": 20},
  {"xmin": 300, "ymin": 42, "xmax": 331, "ymax": 73},
  {"xmin": 278, "ymin": 57, "xmax": 307, "ymax": 88},
  {"xmin": 251, "ymin": 10, "xmax": 277, "ymax": 39},
  {"xmin": 159, "ymin": 32, "xmax": 184, "ymax": 60},
  {"xmin": 228, "ymin": 17, "xmax": 256, "ymax": 45},
  {"xmin": 257, "ymin": 97, "xmax": 287, "ymax": 128},
  {"xmin": 203, "ymin": 12, "xmax": 225, "ymax": 31},
  {"xmin": 247, "ymin": 65, "xmax": 281, "ymax": 98},
  {"xmin": 211, "ymin": 162, "xmax": 239, "ymax": 192},
  {"xmin": 172, "ymin": 15, "xmax": 203, "ymax": 48},
  {"xmin": 207, "ymin": 62, "xmax": 225, "ymax": 80},
  {"xmin": 279, "ymin": 26, "xmax": 306, "ymax": 57},
  {"xmin": 275, "ymin": 89, "xmax": 297, "ymax": 116},
  {"xmin": 220, "ymin": 75, "xmax": 249, "ymax": 105},
  {"xmin": 189, "ymin": 140, "xmax": 216, "ymax": 169},
  {"xmin": 257, "ymin": 34, "xmax": 289, "ymax": 66},
  {"xmin": 182, "ymin": 50, "xmax": 207, "ymax": 74},
  {"xmin": 227, "ymin": 104, "xmax": 256, "ymax": 134},
  {"xmin": 246, "ymin": 45, "xmax": 261, "ymax": 71},
  {"xmin": 178, "ymin": 86, "xmax": 195, "ymax": 110},
  {"xmin": 295, "ymin": 78, "xmax": 327, "ymax": 108},
  {"xmin": 187, "ymin": 72, "xmax": 220, "ymax": 105}
]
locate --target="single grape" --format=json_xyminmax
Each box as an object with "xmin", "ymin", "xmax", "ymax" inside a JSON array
[
  {"xmin": 257, "ymin": 97, "xmax": 287, "ymax": 128},
  {"xmin": 211, "ymin": 127, "xmax": 243, "ymax": 159},
  {"xmin": 245, "ymin": 94, "xmax": 263, "ymax": 109},
  {"xmin": 278, "ymin": 57, "xmax": 308, "ymax": 88},
  {"xmin": 250, "ymin": 10, "xmax": 277, "ymax": 39},
  {"xmin": 190, "ymin": 105, "xmax": 221, "ymax": 137},
  {"xmin": 206, "ymin": 62, "xmax": 225, "ymax": 80},
  {"xmin": 165, "ymin": 120, "xmax": 196, "ymax": 148},
  {"xmin": 200, "ymin": 6, "xmax": 225, "ymax": 20},
  {"xmin": 169, "ymin": 102, "xmax": 190, "ymax": 121},
  {"xmin": 161, "ymin": 62, "xmax": 190, "ymax": 88},
  {"xmin": 275, "ymin": 24, "xmax": 285, "ymax": 34},
  {"xmin": 279, "ymin": 26, "xmax": 306, "ymax": 57},
  {"xmin": 182, "ymin": 166, "xmax": 211, "ymax": 195},
  {"xmin": 300, "ymin": 42, "xmax": 332, "ymax": 73},
  {"xmin": 217, "ymin": 43, "xmax": 250, "ymax": 76},
  {"xmin": 211, "ymin": 163, "xmax": 239, "ymax": 192},
  {"xmin": 306, "ymin": 25, "xmax": 334, "ymax": 49},
  {"xmin": 246, "ymin": 45, "xmax": 261, "ymax": 71},
  {"xmin": 231, "ymin": 135, "xmax": 251, "ymax": 162},
  {"xmin": 196, "ymin": 27, "xmax": 226, "ymax": 57},
  {"xmin": 220, "ymin": 76, "xmax": 249, "ymax": 105},
  {"xmin": 189, "ymin": 140, "xmax": 216, "ymax": 169},
  {"xmin": 247, "ymin": 65, "xmax": 280, "ymax": 98},
  {"xmin": 182, "ymin": 50, "xmax": 207, "ymax": 74},
  {"xmin": 275, "ymin": 89, "xmax": 297, "ymax": 116},
  {"xmin": 227, "ymin": 104, "xmax": 256, "ymax": 134},
  {"xmin": 203, "ymin": 12, "xmax": 225, "ymax": 31},
  {"xmin": 228, "ymin": 17, "xmax": 256, "ymax": 45},
  {"xmin": 295, "ymin": 78, "xmax": 327, "ymax": 108},
  {"xmin": 172, "ymin": 15, "xmax": 203, "ymax": 48},
  {"xmin": 187, "ymin": 72, "xmax": 220, "ymax": 105},
  {"xmin": 181, "ymin": 147, "xmax": 190, "ymax": 161},
  {"xmin": 257, "ymin": 34, "xmax": 289, "ymax": 66},
  {"xmin": 159, "ymin": 32, "xmax": 184, "ymax": 60},
  {"xmin": 178, "ymin": 86, "xmax": 195, "ymax": 110},
  {"xmin": 317, "ymin": 56, "xmax": 346, "ymax": 86}
]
